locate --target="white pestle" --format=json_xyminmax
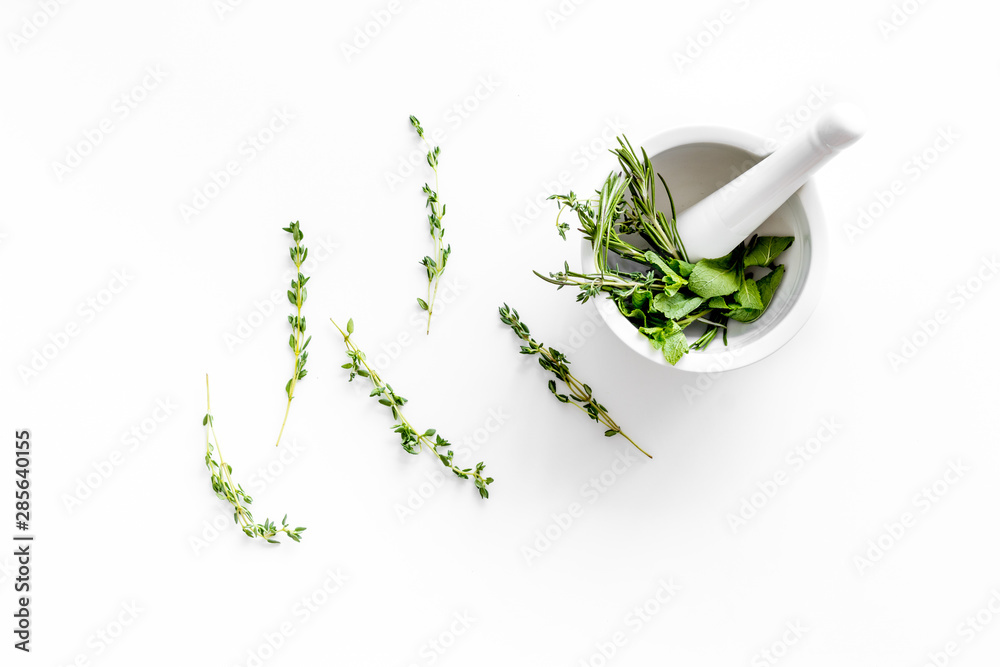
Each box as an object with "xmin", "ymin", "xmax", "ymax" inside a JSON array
[{"xmin": 675, "ymin": 103, "xmax": 868, "ymax": 261}]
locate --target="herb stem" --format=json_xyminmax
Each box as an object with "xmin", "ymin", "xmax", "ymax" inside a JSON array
[
  {"xmin": 332, "ymin": 318, "xmax": 493, "ymax": 497},
  {"xmin": 204, "ymin": 374, "xmax": 305, "ymax": 543},
  {"xmin": 544, "ymin": 345, "xmax": 650, "ymax": 458},
  {"xmin": 275, "ymin": 222, "xmax": 310, "ymax": 447},
  {"xmin": 424, "ymin": 146, "xmax": 443, "ymax": 334},
  {"xmin": 426, "ymin": 272, "xmax": 440, "ymax": 335},
  {"xmin": 498, "ymin": 304, "xmax": 649, "ymax": 458},
  {"xmin": 410, "ymin": 116, "xmax": 450, "ymax": 334}
]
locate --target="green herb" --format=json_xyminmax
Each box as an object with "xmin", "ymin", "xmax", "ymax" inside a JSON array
[
  {"xmin": 331, "ymin": 318, "xmax": 493, "ymax": 498},
  {"xmin": 497, "ymin": 304, "xmax": 649, "ymax": 458},
  {"xmin": 203, "ymin": 376, "xmax": 305, "ymax": 544},
  {"xmin": 275, "ymin": 221, "xmax": 311, "ymax": 447},
  {"xmin": 543, "ymin": 137, "xmax": 793, "ymax": 365},
  {"xmin": 410, "ymin": 115, "xmax": 450, "ymax": 335}
]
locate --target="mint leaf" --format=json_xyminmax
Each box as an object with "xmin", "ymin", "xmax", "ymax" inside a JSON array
[
  {"xmin": 644, "ymin": 250, "xmax": 695, "ymax": 279},
  {"xmin": 744, "ymin": 236, "xmax": 793, "ymax": 268},
  {"xmin": 651, "ymin": 292, "xmax": 704, "ymax": 319},
  {"xmin": 640, "ymin": 322, "xmax": 689, "ymax": 365},
  {"xmin": 735, "ymin": 275, "xmax": 763, "ymax": 310},
  {"xmin": 728, "ymin": 307, "xmax": 762, "ymax": 323},
  {"xmin": 617, "ymin": 301, "xmax": 649, "ymax": 327},
  {"xmin": 688, "ymin": 252, "xmax": 741, "ymax": 298},
  {"xmin": 728, "ymin": 264, "xmax": 785, "ymax": 323},
  {"xmin": 643, "ymin": 251, "xmax": 689, "ymax": 286},
  {"xmin": 707, "ymin": 296, "xmax": 734, "ymax": 310},
  {"xmin": 631, "ymin": 289, "xmax": 653, "ymax": 311},
  {"xmin": 756, "ymin": 264, "xmax": 786, "ymax": 308},
  {"xmin": 667, "ymin": 257, "xmax": 696, "ymax": 278}
]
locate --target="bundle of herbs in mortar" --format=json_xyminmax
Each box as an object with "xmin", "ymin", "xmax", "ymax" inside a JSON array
[{"xmin": 539, "ymin": 137, "xmax": 793, "ymax": 365}]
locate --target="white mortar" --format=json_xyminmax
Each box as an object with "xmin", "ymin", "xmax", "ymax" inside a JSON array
[{"xmin": 580, "ymin": 126, "xmax": 827, "ymax": 372}]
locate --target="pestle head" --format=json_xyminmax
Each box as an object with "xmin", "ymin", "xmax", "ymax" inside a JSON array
[{"xmin": 815, "ymin": 103, "xmax": 868, "ymax": 151}]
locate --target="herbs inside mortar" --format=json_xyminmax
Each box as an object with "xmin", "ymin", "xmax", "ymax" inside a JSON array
[{"xmin": 541, "ymin": 137, "xmax": 794, "ymax": 365}]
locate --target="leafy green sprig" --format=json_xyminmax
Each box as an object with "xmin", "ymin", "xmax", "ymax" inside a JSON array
[
  {"xmin": 203, "ymin": 376, "xmax": 305, "ymax": 544},
  {"xmin": 498, "ymin": 304, "xmax": 649, "ymax": 458},
  {"xmin": 275, "ymin": 221, "xmax": 311, "ymax": 447},
  {"xmin": 331, "ymin": 318, "xmax": 493, "ymax": 499},
  {"xmin": 410, "ymin": 115, "xmax": 451, "ymax": 334}
]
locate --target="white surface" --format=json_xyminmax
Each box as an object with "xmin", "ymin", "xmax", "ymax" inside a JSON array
[
  {"xmin": 583, "ymin": 125, "xmax": 828, "ymax": 372},
  {"xmin": 1, "ymin": 1, "xmax": 999, "ymax": 665}
]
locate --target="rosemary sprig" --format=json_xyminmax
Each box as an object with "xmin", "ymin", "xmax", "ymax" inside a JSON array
[
  {"xmin": 204, "ymin": 375, "xmax": 305, "ymax": 544},
  {"xmin": 410, "ymin": 115, "xmax": 450, "ymax": 334},
  {"xmin": 497, "ymin": 304, "xmax": 649, "ymax": 458},
  {"xmin": 612, "ymin": 137, "xmax": 686, "ymax": 261},
  {"xmin": 331, "ymin": 318, "xmax": 493, "ymax": 498},
  {"xmin": 275, "ymin": 221, "xmax": 311, "ymax": 447}
]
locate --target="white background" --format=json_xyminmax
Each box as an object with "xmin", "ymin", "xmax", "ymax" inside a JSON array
[{"xmin": 2, "ymin": 0, "xmax": 999, "ymax": 665}]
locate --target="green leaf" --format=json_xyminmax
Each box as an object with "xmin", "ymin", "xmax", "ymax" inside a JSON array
[
  {"xmin": 631, "ymin": 289, "xmax": 653, "ymax": 310},
  {"xmin": 688, "ymin": 253, "xmax": 741, "ymax": 298},
  {"xmin": 667, "ymin": 257, "xmax": 696, "ymax": 278},
  {"xmin": 643, "ymin": 251, "xmax": 685, "ymax": 283},
  {"xmin": 727, "ymin": 307, "xmax": 761, "ymax": 323},
  {"xmin": 728, "ymin": 265, "xmax": 785, "ymax": 323},
  {"xmin": 744, "ymin": 236, "xmax": 793, "ymax": 268},
  {"xmin": 346, "ymin": 318, "xmax": 354, "ymax": 334},
  {"xmin": 707, "ymin": 296, "xmax": 733, "ymax": 310},
  {"xmin": 757, "ymin": 264, "xmax": 785, "ymax": 306},
  {"xmin": 735, "ymin": 275, "xmax": 763, "ymax": 310},
  {"xmin": 640, "ymin": 321, "xmax": 689, "ymax": 365},
  {"xmin": 651, "ymin": 292, "xmax": 704, "ymax": 319},
  {"xmin": 616, "ymin": 301, "xmax": 648, "ymax": 327},
  {"xmin": 417, "ymin": 298, "xmax": 429, "ymax": 310}
]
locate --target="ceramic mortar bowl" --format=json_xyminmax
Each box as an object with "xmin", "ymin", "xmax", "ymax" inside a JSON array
[{"xmin": 580, "ymin": 126, "xmax": 827, "ymax": 373}]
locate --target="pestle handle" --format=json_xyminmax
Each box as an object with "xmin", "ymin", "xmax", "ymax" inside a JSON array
[{"xmin": 675, "ymin": 103, "xmax": 867, "ymax": 261}]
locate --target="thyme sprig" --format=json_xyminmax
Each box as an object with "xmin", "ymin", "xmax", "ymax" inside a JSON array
[
  {"xmin": 331, "ymin": 318, "xmax": 493, "ymax": 498},
  {"xmin": 204, "ymin": 376, "xmax": 305, "ymax": 544},
  {"xmin": 275, "ymin": 221, "xmax": 311, "ymax": 447},
  {"xmin": 410, "ymin": 115, "xmax": 450, "ymax": 334},
  {"xmin": 498, "ymin": 304, "xmax": 649, "ymax": 458},
  {"xmin": 534, "ymin": 262, "xmax": 666, "ymax": 304}
]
